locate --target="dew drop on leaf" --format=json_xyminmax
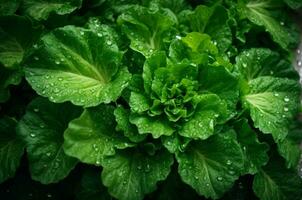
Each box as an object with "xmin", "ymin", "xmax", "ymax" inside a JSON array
[
  {"xmin": 216, "ymin": 177, "xmax": 223, "ymax": 181},
  {"xmin": 226, "ymin": 160, "xmax": 232, "ymax": 165}
]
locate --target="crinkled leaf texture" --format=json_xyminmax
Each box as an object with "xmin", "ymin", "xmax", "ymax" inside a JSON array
[
  {"xmin": 17, "ymin": 97, "xmax": 81, "ymax": 184},
  {"xmin": 24, "ymin": 25, "xmax": 131, "ymax": 107},
  {"xmin": 21, "ymin": 0, "xmax": 83, "ymax": 20},
  {"xmin": 101, "ymin": 149, "xmax": 174, "ymax": 200},
  {"xmin": 176, "ymin": 131, "xmax": 244, "ymax": 199},
  {"xmin": 63, "ymin": 104, "xmax": 133, "ymax": 166},
  {"xmin": 0, "ymin": 117, "xmax": 25, "ymax": 183}
]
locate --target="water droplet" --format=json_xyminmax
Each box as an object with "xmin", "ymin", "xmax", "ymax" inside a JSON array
[
  {"xmin": 34, "ymin": 56, "xmax": 39, "ymax": 61},
  {"xmin": 55, "ymin": 61, "xmax": 60, "ymax": 65},
  {"xmin": 280, "ymin": 21, "xmax": 285, "ymax": 26},
  {"xmin": 33, "ymin": 44, "xmax": 38, "ymax": 49},
  {"xmin": 46, "ymin": 152, "xmax": 51, "ymax": 157},
  {"xmin": 217, "ymin": 177, "xmax": 223, "ymax": 181},
  {"xmin": 97, "ymin": 33, "xmax": 102, "ymax": 37},
  {"xmin": 106, "ymin": 40, "xmax": 112, "ymax": 45},
  {"xmin": 284, "ymin": 107, "xmax": 289, "ymax": 112},
  {"xmin": 242, "ymin": 63, "xmax": 247, "ymax": 68},
  {"xmin": 274, "ymin": 93, "xmax": 279, "ymax": 97},
  {"xmin": 96, "ymin": 160, "xmax": 101, "ymax": 165},
  {"xmin": 33, "ymin": 108, "xmax": 39, "ymax": 112},
  {"xmin": 80, "ymin": 31, "xmax": 85, "ymax": 36},
  {"xmin": 175, "ymin": 35, "xmax": 181, "ymax": 40},
  {"xmin": 214, "ymin": 114, "xmax": 219, "ymax": 118},
  {"xmin": 226, "ymin": 160, "xmax": 232, "ymax": 165},
  {"xmin": 284, "ymin": 97, "xmax": 289, "ymax": 102},
  {"xmin": 198, "ymin": 122, "xmax": 203, "ymax": 127},
  {"xmin": 298, "ymin": 61, "xmax": 302, "ymax": 66},
  {"xmin": 228, "ymin": 170, "xmax": 235, "ymax": 175},
  {"xmin": 297, "ymin": 49, "xmax": 301, "ymax": 54},
  {"xmin": 206, "ymin": 183, "xmax": 210, "ymax": 187},
  {"xmin": 282, "ymin": 114, "xmax": 286, "ymax": 118},
  {"xmin": 194, "ymin": 176, "xmax": 199, "ymax": 180},
  {"xmin": 30, "ymin": 133, "xmax": 36, "ymax": 138},
  {"xmin": 60, "ymin": 58, "xmax": 64, "ymax": 62}
]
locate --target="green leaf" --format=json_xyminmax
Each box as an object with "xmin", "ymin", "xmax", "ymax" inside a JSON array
[
  {"xmin": 253, "ymin": 155, "xmax": 302, "ymax": 200},
  {"xmin": 235, "ymin": 48, "xmax": 299, "ymax": 81},
  {"xmin": 234, "ymin": 119, "xmax": 269, "ymax": 174},
  {"xmin": 63, "ymin": 104, "xmax": 133, "ymax": 166},
  {"xmin": 17, "ymin": 97, "xmax": 81, "ymax": 184},
  {"xmin": 0, "ymin": 117, "xmax": 25, "ymax": 183},
  {"xmin": 0, "ymin": 65, "xmax": 22, "ymax": 103},
  {"xmin": 179, "ymin": 94, "xmax": 227, "ymax": 140},
  {"xmin": 242, "ymin": 77, "xmax": 300, "ymax": 141},
  {"xmin": 21, "ymin": 0, "xmax": 83, "ymax": 20},
  {"xmin": 176, "ymin": 131, "xmax": 244, "ymax": 199},
  {"xmin": 283, "ymin": 0, "xmax": 302, "ymax": 9},
  {"xmin": 238, "ymin": 0, "xmax": 299, "ymax": 49},
  {"xmin": 114, "ymin": 106, "xmax": 146, "ymax": 143},
  {"xmin": 24, "ymin": 25, "xmax": 131, "ymax": 107},
  {"xmin": 129, "ymin": 114, "xmax": 174, "ymax": 138},
  {"xmin": 117, "ymin": 5, "xmax": 177, "ymax": 57},
  {"xmin": 76, "ymin": 169, "xmax": 112, "ymax": 200},
  {"xmin": 277, "ymin": 137, "xmax": 301, "ymax": 169},
  {"xmin": 277, "ymin": 122, "xmax": 302, "ymax": 169},
  {"xmin": 189, "ymin": 4, "xmax": 232, "ymax": 52},
  {"xmin": 129, "ymin": 92, "xmax": 151, "ymax": 113},
  {"xmin": 199, "ymin": 65, "xmax": 239, "ymax": 113},
  {"xmin": 0, "ymin": 16, "xmax": 41, "ymax": 68},
  {"xmin": 0, "ymin": 0, "xmax": 20, "ymax": 15},
  {"xmin": 101, "ymin": 149, "xmax": 174, "ymax": 200},
  {"xmin": 143, "ymin": 51, "xmax": 166, "ymax": 94}
]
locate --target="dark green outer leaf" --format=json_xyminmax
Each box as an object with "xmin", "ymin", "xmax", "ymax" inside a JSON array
[
  {"xmin": 24, "ymin": 25, "xmax": 130, "ymax": 107},
  {"xmin": 63, "ymin": 104, "xmax": 133, "ymax": 166},
  {"xmin": 253, "ymin": 155, "xmax": 302, "ymax": 200},
  {"xmin": 176, "ymin": 131, "xmax": 245, "ymax": 199},
  {"xmin": 17, "ymin": 97, "xmax": 81, "ymax": 184},
  {"xmin": 0, "ymin": 117, "xmax": 25, "ymax": 183},
  {"xmin": 234, "ymin": 119, "xmax": 269, "ymax": 174},
  {"xmin": 21, "ymin": 0, "xmax": 83, "ymax": 20},
  {"xmin": 101, "ymin": 149, "xmax": 174, "ymax": 200},
  {"xmin": 0, "ymin": 0, "xmax": 20, "ymax": 15},
  {"xmin": 243, "ymin": 77, "xmax": 300, "ymax": 141},
  {"xmin": 0, "ymin": 16, "xmax": 41, "ymax": 68}
]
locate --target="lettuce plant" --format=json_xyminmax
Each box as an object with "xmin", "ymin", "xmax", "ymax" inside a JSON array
[{"xmin": 0, "ymin": 0, "xmax": 302, "ymax": 200}]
